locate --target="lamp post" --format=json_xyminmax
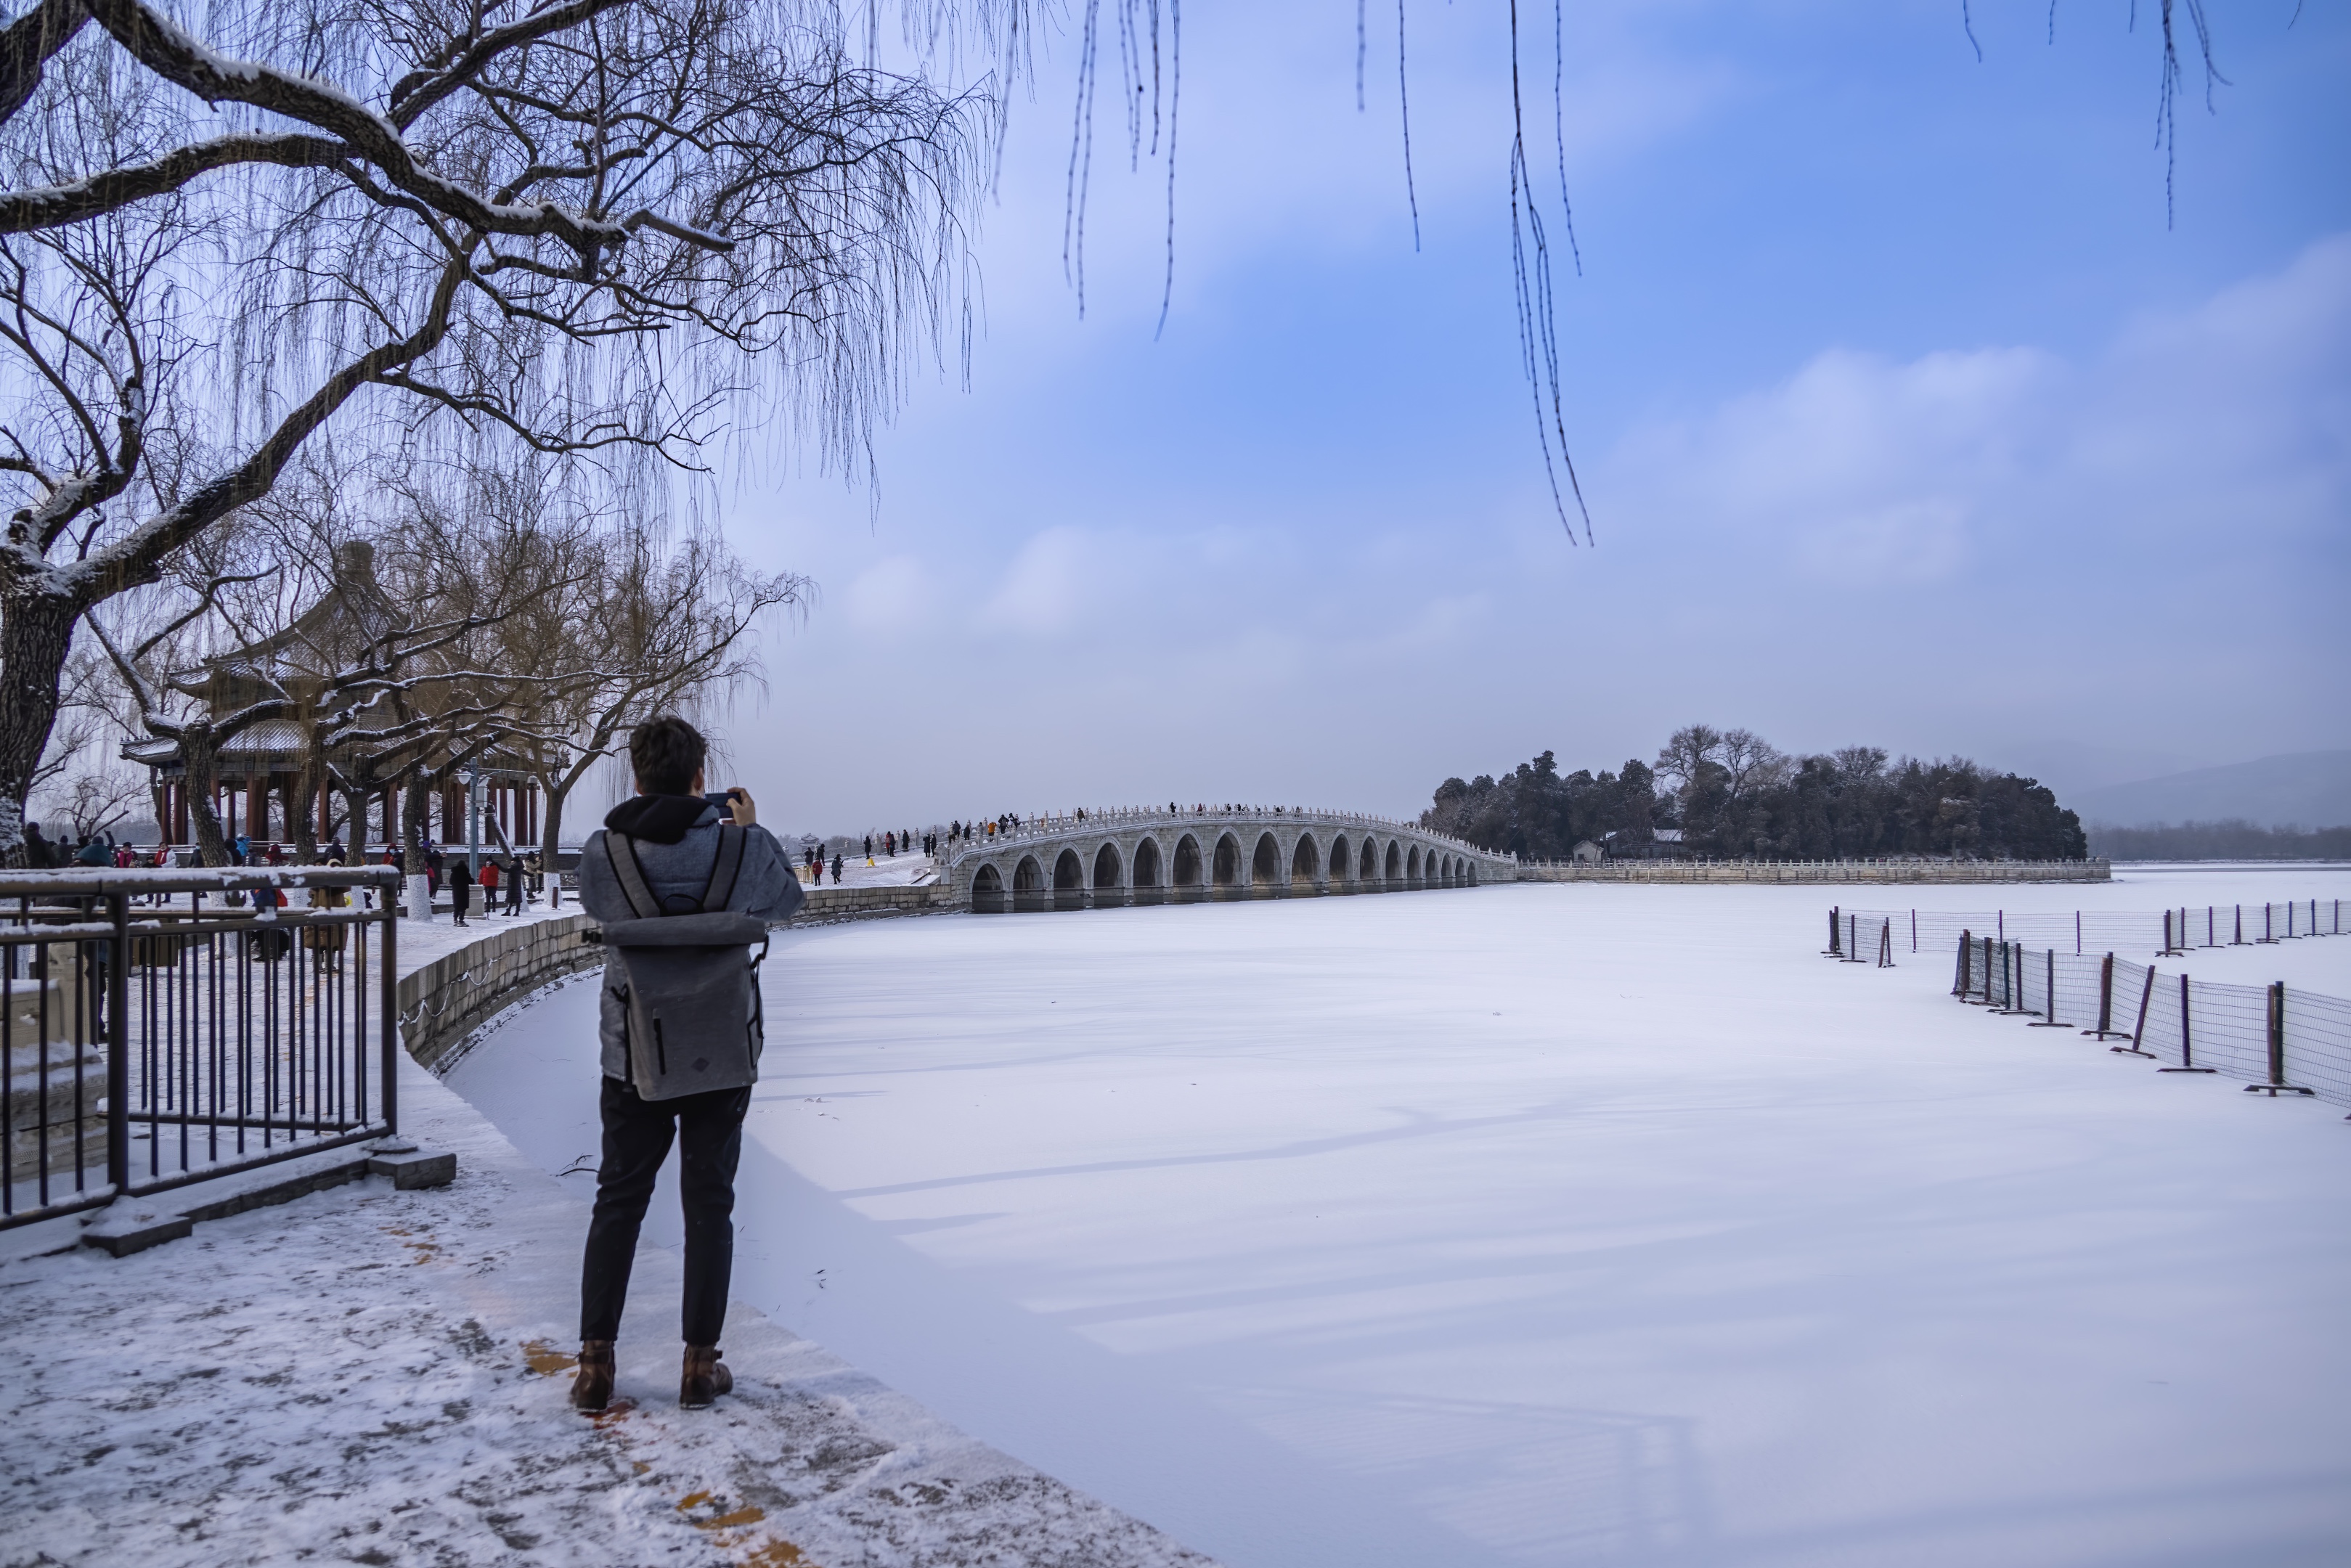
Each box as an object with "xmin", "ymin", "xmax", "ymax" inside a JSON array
[{"xmin": 465, "ymin": 764, "xmax": 484, "ymax": 878}]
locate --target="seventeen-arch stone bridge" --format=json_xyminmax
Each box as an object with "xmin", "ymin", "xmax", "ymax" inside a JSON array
[{"xmin": 942, "ymin": 807, "xmax": 1516, "ymax": 912}]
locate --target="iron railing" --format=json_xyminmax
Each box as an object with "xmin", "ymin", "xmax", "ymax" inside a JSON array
[{"xmin": 3, "ymin": 867, "xmax": 399, "ymax": 1230}]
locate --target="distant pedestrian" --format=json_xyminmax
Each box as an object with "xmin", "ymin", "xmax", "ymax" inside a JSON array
[
  {"xmin": 506, "ymin": 857, "xmax": 525, "ymax": 914},
  {"xmin": 449, "ymin": 861, "xmax": 473, "ymax": 925},
  {"xmin": 862, "ymin": 834, "xmax": 871, "ymax": 859},
  {"xmin": 830, "ymin": 852, "xmax": 843, "ymax": 884},
  {"xmin": 481, "ymin": 855, "xmax": 502, "ymax": 912}
]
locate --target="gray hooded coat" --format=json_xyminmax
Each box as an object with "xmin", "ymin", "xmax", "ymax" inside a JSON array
[{"xmin": 578, "ymin": 796, "xmax": 804, "ymax": 1082}]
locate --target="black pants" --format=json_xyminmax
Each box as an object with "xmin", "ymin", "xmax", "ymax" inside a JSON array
[{"xmin": 579, "ymin": 1075, "xmax": 752, "ymax": 1345}]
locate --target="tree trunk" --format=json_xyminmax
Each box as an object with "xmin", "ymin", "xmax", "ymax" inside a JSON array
[
  {"xmin": 148, "ymin": 772, "xmax": 170, "ymax": 861},
  {"xmin": 179, "ymin": 735, "xmax": 234, "ymax": 867},
  {"xmin": 288, "ymin": 767, "xmax": 318, "ymax": 863},
  {"xmin": 0, "ymin": 588, "xmax": 78, "ymax": 867},
  {"xmin": 537, "ymin": 769, "xmax": 571, "ymax": 907},
  {"xmin": 402, "ymin": 773, "xmax": 431, "ymax": 875}
]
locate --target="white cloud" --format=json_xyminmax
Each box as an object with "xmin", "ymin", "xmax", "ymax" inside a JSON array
[{"xmin": 1606, "ymin": 234, "xmax": 2351, "ymax": 589}]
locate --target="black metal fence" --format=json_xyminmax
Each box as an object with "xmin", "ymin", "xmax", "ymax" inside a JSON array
[
  {"xmin": 1828, "ymin": 900, "xmax": 2348, "ymax": 960},
  {"xmin": 3, "ymin": 867, "xmax": 400, "ymax": 1230},
  {"xmin": 1944, "ymin": 932, "xmax": 2351, "ymax": 1112}
]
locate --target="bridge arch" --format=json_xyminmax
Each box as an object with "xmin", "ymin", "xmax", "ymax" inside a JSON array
[
  {"xmin": 1358, "ymin": 838, "xmax": 1377, "ymax": 883},
  {"xmin": 1290, "ymin": 833, "xmax": 1320, "ymax": 886},
  {"xmin": 1385, "ymin": 840, "xmax": 1401, "ymax": 882},
  {"xmin": 1212, "ymin": 833, "xmax": 1242, "ymax": 887},
  {"xmin": 1133, "ymin": 836, "xmax": 1162, "ymax": 889},
  {"xmin": 1175, "ymin": 833, "xmax": 1204, "ymax": 888},
  {"xmin": 1013, "ymin": 855, "xmax": 1044, "ymax": 912},
  {"xmin": 1329, "ymin": 834, "xmax": 1350, "ymax": 885},
  {"xmin": 1251, "ymin": 832, "xmax": 1282, "ymax": 890},
  {"xmin": 1093, "ymin": 842, "xmax": 1122, "ymax": 890},
  {"xmin": 973, "ymin": 862, "xmax": 1004, "ymax": 912},
  {"xmin": 1406, "ymin": 846, "xmax": 1422, "ymax": 883}
]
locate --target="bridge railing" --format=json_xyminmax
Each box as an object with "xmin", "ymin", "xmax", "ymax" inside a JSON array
[{"xmin": 934, "ymin": 805, "xmax": 1512, "ymax": 875}]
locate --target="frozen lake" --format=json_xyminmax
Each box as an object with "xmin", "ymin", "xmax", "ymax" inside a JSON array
[{"xmin": 448, "ymin": 867, "xmax": 2351, "ymax": 1568}]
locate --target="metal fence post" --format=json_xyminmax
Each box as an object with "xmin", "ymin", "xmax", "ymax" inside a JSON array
[
  {"xmin": 106, "ymin": 889, "xmax": 131, "ymax": 1196},
  {"xmin": 2244, "ymin": 982, "xmax": 2315, "ymax": 1098},
  {"xmin": 1953, "ymin": 930, "xmax": 1972, "ymax": 997},
  {"xmin": 2031, "ymin": 947, "xmax": 2066, "ymax": 1026},
  {"xmin": 2085, "ymin": 952, "xmax": 2130, "ymax": 1040},
  {"xmin": 2159, "ymin": 973, "xmax": 2215, "ymax": 1073},
  {"xmin": 380, "ymin": 894, "xmax": 399, "ymax": 1135},
  {"xmin": 2118, "ymin": 964, "xmax": 2157, "ymax": 1058}
]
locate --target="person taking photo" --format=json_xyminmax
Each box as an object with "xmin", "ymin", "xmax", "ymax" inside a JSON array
[{"xmin": 567, "ymin": 716, "xmax": 802, "ymax": 1413}]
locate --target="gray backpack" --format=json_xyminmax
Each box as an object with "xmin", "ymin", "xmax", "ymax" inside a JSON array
[{"xmin": 599, "ymin": 825, "xmax": 770, "ymax": 1101}]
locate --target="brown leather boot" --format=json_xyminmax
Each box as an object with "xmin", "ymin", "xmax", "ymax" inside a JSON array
[
  {"xmin": 680, "ymin": 1344, "xmax": 733, "ymax": 1409},
  {"xmin": 570, "ymin": 1340, "xmax": 616, "ymax": 1412}
]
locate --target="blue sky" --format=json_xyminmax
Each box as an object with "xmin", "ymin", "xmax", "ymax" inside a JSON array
[{"xmin": 714, "ymin": 1, "xmax": 2350, "ymax": 835}]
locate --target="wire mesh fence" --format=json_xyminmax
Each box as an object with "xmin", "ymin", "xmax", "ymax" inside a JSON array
[
  {"xmin": 4, "ymin": 867, "xmax": 401, "ymax": 1230},
  {"xmin": 1933, "ymin": 931, "xmax": 2351, "ymax": 1113},
  {"xmin": 1826, "ymin": 900, "xmax": 2350, "ymax": 960}
]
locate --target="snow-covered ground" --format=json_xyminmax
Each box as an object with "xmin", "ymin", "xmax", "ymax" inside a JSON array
[
  {"xmin": 6, "ymin": 895, "xmax": 1213, "ymax": 1568},
  {"xmin": 448, "ymin": 865, "xmax": 2351, "ymax": 1568}
]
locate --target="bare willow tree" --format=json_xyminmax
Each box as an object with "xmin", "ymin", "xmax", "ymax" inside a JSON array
[
  {"xmin": 0, "ymin": 0, "xmax": 1017, "ymax": 862},
  {"xmin": 496, "ymin": 518, "xmax": 803, "ymax": 902},
  {"xmin": 91, "ymin": 452, "xmax": 595, "ymax": 865}
]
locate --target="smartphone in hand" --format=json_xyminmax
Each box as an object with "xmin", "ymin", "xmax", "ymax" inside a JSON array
[{"xmin": 704, "ymin": 790, "xmax": 737, "ymax": 823}]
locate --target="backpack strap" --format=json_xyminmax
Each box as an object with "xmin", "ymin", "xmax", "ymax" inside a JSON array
[
  {"xmin": 699, "ymin": 824, "xmax": 748, "ymax": 913},
  {"xmin": 601, "ymin": 832, "xmax": 664, "ymax": 920}
]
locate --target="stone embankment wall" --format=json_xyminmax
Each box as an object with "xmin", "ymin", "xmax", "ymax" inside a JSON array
[
  {"xmin": 1513, "ymin": 859, "xmax": 2110, "ymax": 885},
  {"xmin": 400, "ymin": 886, "xmax": 954, "ymax": 1068},
  {"xmin": 399, "ymin": 915, "xmax": 603, "ymax": 1069},
  {"xmin": 792, "ymin": 883, "xmax": 956, "ymax": 923}
]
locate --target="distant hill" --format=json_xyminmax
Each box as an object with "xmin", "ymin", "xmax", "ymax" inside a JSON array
[{"xmin": 2070, "ymin": 751, "xmax": 2351, "ymax": 829}]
